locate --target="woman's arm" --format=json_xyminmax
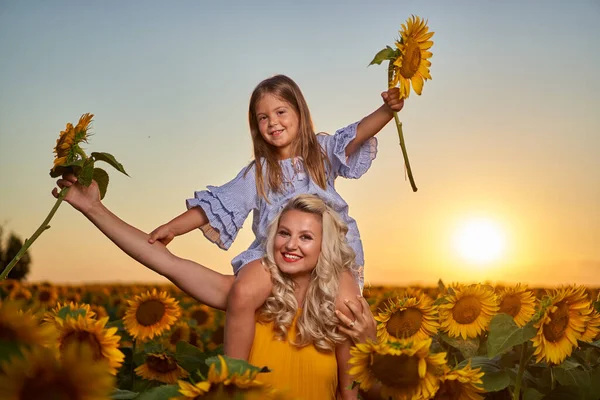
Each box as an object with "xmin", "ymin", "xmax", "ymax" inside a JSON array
[
  {"xmin": 345, "ymin": 87, "xmax": 404, "ymax": 157},
  {"xmin": 335, "ymin": 271, "xmax": 362, "ymax": 400},
  {"xmin": 336, "ymin": 295, "xmax": 377, "ymax": 344},
  {"xmin": 53, "ymin": 174, "xmax": 233, "ymax": 310}
]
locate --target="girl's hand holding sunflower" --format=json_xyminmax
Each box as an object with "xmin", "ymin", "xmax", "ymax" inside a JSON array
[{"xmin": 381, "ymin": 87, "xmax": 404, "ymax": 114}]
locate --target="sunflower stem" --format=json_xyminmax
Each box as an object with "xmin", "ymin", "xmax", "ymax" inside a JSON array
[
  {"xmin": 0, "ymin": 187, "xmax": 69, "ymax": 280},
  {"xmin": 393, "ymin": 113, "xmax": 418, "ymax": 192},
  {"xmin": 130, "ymin": 339, "xmax": 137, "ymax": 389},
  {"xmin": 550, "ymin": 366, "xmax": 555, "ymax": 390},
  {"xmin": 388, "ymin": 60, "xmax": 417, "ymax": 192},
  {"xmin": 513, "ymin": 341, "xmax": 528, "ymax": 400}
]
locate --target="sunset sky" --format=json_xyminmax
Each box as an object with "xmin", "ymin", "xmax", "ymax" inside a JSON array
[{"xmin": 1, "ymin": 1, "xmax": 599, "ymax": 287}]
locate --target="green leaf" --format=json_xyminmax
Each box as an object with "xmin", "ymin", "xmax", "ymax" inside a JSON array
[
  {"xmin": 176, "ymin": 341, "xmax": 208, "ymax": 376},
  {"xmin": 136, "ymin": 385, "xmax": 180, "ymax": 400},
  {"xmin": 456, "ymin": 356, "xmax": 510, "ymax": 392},
  {"xmin": 523, "ymin": 388, "xmax": 545, "ymax": 400},
  {"xmin": 487, "ymin": 314, "xmax": 537, "ymax": 358},
  {"xmin": 111, "ymin": 389, "xmax": 139, "ymax": 399},
  {"xmin": 433, "ymin": 296, "xmax": 449, "ymax": 306},
  {"xmin": 93, "ymin": 167, "xmax": 110, "ymax": 200},
  {"xmin": 49, "ymin": 159, "xmax": 86, "ymax": 178},
  {"xmin": 57, "ymin": 305, "xmax": 88, "ymax": 320},
  {"xmin": 368, "ymin": 45, "xmax": 397, "ymax": 66},
  {"xmin": 78, "ymin": 158, "xmax": 95, "ymax": 187},
  {"xmin": 0, "ymin": 340, "xmax": 23, "ymax": 362},
  {"xmin": 541, "ymin": 385, "xmax": 582, "ymax": 400},
  {"xmin": 440, "ymin": 333, "xmax": 480, "ymax": 359},
  {"xmin": 205, "ymin": 355, "xmax": 270, "ymax": 377},
  {"xmin": 91, "ymin": 152, "xmax": 129, "ymax": 176},
  {"xmin": 593, "ymin": 300, "xmax": 600, "ymax": 313},
  {"xmin": 589, "ymin": 366, "xmax": 600, "ymax": 400},
  {"xmin": 553, "ymin": 366, "xmax": 591, "ymax": 390}
]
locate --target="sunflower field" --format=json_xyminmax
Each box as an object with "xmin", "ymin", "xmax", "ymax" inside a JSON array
[{"xmin": 1, "ymin": 280, "xmax": 599, "ymax": 400}]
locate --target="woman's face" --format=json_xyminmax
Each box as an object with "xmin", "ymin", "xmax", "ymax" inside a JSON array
[{"xmin": 273, "ymin": 209, "xmax": 322, "ymax": 277}]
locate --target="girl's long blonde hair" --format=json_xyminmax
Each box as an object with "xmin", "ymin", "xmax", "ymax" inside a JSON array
[
  {"xmin": 258, "ymin": 194, "xmax": 356, "ymax": 352},
  {"xmin": 247, "ymin": 75, "xmax": 331, "ymax": 201}
]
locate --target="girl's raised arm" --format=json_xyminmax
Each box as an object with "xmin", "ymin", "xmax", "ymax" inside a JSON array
[
  {"xmin": 345, "ymin": 87, "xmax": 404, "ymax": 157},
  {"xmin": 53, "ymin": 174, "xmax": 233, "ymax": 310}
]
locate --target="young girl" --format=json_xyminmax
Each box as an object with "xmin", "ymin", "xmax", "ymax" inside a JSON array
[{"xmin": 148, "ymin": 74, "xmax": 403, "ymax": 360}]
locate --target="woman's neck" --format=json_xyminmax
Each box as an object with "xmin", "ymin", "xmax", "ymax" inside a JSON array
[{"xmin": 292, "ymin": 274, "xmax": 311, "ymax": 306}]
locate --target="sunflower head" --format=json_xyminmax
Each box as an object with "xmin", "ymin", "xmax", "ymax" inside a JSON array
[
  {"xmin": 173, "ymin": 355, "xmax": 278, "ymax": 399},
  {"xmin": 532, "ymin": 285, "xmax": 591, "ymax": 364},
  {"xmin": 55, "ymin": 315, "xmax": 124, "ymax": 375},
  {"xmin": 433, "ymin": 360, "xmax": 486, "ymax": 400},
  {"xmin": 389, "ymin": 15, "xmax": 434, "ymax": 99},
  {"xmin": 438, "ymin": 284, "xmax": 499, "ymax": 339},
  {"xmin": 349, "ymin": 339, "xmax": 447, "ymax": 400},
  {"xmin": 0, "ymin": 300, "xmax": 58, "ymax": 350},
  {"xmin": 376, "ymin": 294, "xmax": 439, "ymax": 342},
  {"xmin": 186, "ymin": 303, "xmax": 217, "ymax": 330},
  {"xmin": 123, "ymin": 289, "xmax": 181, "ymax": 341},
  {"xmin": 497, "ymin": 284, "xmax": 537, "ymax": 327},
  {"xmin": 0, "ymin": 342, "xmax": 114, "ymax": 400},
  {"xmin": 135, "ymin": 352, "xmax": 189, "ymax": 384},
  {"xmin": 43, "ymin": 301, "xmax": 97, "ymax": 325},
  {"xmin": 50, "ymin": 113, "xmax": 94, "ymax": 177}
]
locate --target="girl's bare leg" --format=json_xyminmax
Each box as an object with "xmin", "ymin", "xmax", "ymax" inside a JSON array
[{"xmin": 224, "ymin": 259, "xmax": 273, "ymax": 360}]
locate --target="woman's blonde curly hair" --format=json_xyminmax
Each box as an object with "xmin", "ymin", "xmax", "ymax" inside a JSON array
[{"xmin": 258, "ymin": 194, "xmax": 357, "ymax": 352}]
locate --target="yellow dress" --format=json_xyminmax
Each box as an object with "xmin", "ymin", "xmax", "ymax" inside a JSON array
[{"xmin": 248, "ymin": 310, "xmax": 338, "ymax": 400}]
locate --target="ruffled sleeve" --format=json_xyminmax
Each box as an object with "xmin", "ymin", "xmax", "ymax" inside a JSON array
[
  {"xmin": 186, "ymin": 164, "xmax": 258, "ymax": 250},
  {"xmin": 318, "ymin": 121, "xmax": 378, "ymax": 179}
]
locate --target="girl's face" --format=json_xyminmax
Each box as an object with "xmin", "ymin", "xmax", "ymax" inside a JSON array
[
  {"xmin": 273, "ymin": 209, "xmax": 322, "ymax": 278},
  {"xmin": 255, "ymin": 93, "xmax": 300, "ymax": 160}
]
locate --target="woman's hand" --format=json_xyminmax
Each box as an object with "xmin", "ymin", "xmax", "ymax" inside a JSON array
[
  {"xmin": 52, "ymin": 173, "xmax": 101, "ymax": 214},
  {"xmin": 336, "ymin": 295, "xmax": 377, "ymax": 344}
]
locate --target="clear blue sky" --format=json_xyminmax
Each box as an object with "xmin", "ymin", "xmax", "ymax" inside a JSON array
[{"xmin": 1, "ymin": 1, "xmax": 599, "ymax": 286}]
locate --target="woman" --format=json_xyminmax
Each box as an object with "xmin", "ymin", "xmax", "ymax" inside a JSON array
[{"xmin": 53, "ymin": 175, "xmax": 376, "ymax": 399}]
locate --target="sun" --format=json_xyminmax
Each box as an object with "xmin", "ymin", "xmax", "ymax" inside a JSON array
[{"xmin": 453, "ymin": 218, "xmax": 506, "ymax": 264}]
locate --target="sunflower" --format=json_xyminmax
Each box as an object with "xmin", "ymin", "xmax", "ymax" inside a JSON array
[
  {"xmin": 0, "ymin": 301, "xmax": 57, "ymax": 348},
  {"xmin": 164, "ymin": 321, "xmax": 203, "ymax": 352},
  {"xmin": 208, "ymin": 325, "xmax": 225, "ymax": 350},
  {"xmin": 0, "ymin": 343, "xmax": 114, "ymax": 400},
  {"xmin": 172, "ymin": 355, "xmax": 278, "ymax": 399},
  {"xmin": 390, "ymin": 15, "xmax": 434, "ymax": 99},
  {"xmin": 123, "ymin": 289, "xmax": 181, "ymax": 341},
  {"xmin": 532, "ymin": 286, "xmax": 590, "ymax": 365},
  {"xmin": 186, "ymin": 304, "xmax": 217, "ymax": 330},
  {"xmin": 438, "ymin": 284, "xmax": 499, "ymax": 340},
  {"xmin": 135, "ymin": 352, "xmax": 189, "ymax": 384},
  {"xmin": 54, "ymin": 315, "xmax": 124, "ymax": 375},
  {"xmin": 497, "ymin": 284, "xmax": 537, "ymax": 327},
  {"xmin": 0, "ymin": 279, "xmax": 21, "ymax": 296},
  {"xmin": 51, "ymin": 113, "xmax": 93, "ymax": 175},
  {"xmin": 433, "ymin": 361, "xmax": 485, "ymax": 400},
  {"xmin": 8, "ymin": 286, "xmax": 32, "ymax": 302},
  {"xmin": 376, "ymin": 295, "xmax": 439, "ymax": 343},
  {"xmin": 349, "ymin": 339, "xmax": 447, "ymax": 400},
  {"xmin": 34, "ymin": 285, "xmax": 59, "ymax": 308},
  {"xmin": 43, "ymin": 301, "xmax": 97, "ymax": 324},
  {"xmin": 581, "ymin": 308, "xmax": 600, "ymax": 342}
]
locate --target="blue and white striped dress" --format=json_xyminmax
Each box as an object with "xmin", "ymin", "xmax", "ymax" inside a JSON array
[{"xmin": 186, "ymin": 121, "xmax": 377, "ymax": 288}]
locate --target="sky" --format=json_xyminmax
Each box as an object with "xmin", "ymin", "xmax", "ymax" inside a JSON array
[{"xmin": 1, "ymin": 1, "xmax": 599, "ymax": 288}]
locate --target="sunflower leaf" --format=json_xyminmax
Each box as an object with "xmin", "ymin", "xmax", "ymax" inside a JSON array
[
  {"xmin": 77, "ymin": 158, "xmax": 95, "ymax": 187},
  {"xmin": 135, "ymin": 385, "xmax": 180, "ymax": 400},
  {"xmin": 93, "ymin": 167, "xmax": 109, "ymax": 200},
  {"xmin": 553, "ymin": 366, "xmax": 591, "ymax": 390},
  {"xmin": 593, "ymin": 300, "xmax": 600, "ymax": 313},
  {"xmin": 540, "ymin": 385, "xmax": 583, "ymax": 400},
  {"xmin": 91, "ymin": 152, "xmax": 129, "ymax": 176},
  {"xmin": 368, "ymin": 46, "xmax": 397, "ymax": 66},
  {"xmin": 486, "ymin": 314, "xmax": 537, "ymax": 358},
  {"xmin": 456, "ymin": 356, "xmax": 511, "ymax": 392},
  {"xmin": 440, "ymin": 333, "xmax": 479, "ymax": 359},
  {"xmin": 205, "ymin": 355, "xmax": 270, "ymax": 377},
  {"xmin": 522, "ymin": 387, "xmax": 545, "ymax": 400},
  {"xmin": 110, "ymin": 389, "xmax": 139, "ymax": 399},
  {"xmin": 176, "ymin": 341, "xmax": 208, "ymax": 376},
  {"xmin": 49, "ymin": 159, "xmax": 85, "ymax": 178}
]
